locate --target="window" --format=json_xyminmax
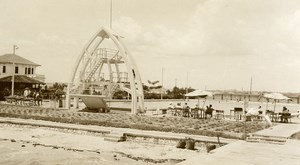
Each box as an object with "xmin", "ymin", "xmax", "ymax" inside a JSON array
[
  {"xmin": 25, "ymin": 67, "xmax": 27, "ymax": 74},
  {"xmin": 31, "ymin": 68, "xmax": 34, "ymax": 74},
  {"xmin": 28, "ymin": 67, "xmax": 31, "ymax": 74},
  {"xmin": 2, "ymin": 66, "xmax": 6, "ymax": 73},
  {"xmin": 15, "ymin": 66, "xmax": 18, "ymax": 74}
]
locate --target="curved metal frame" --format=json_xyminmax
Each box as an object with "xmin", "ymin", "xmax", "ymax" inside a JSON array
[{"xmin": 66, "ymin": 27, "xmax": 144, "ymax": 114}]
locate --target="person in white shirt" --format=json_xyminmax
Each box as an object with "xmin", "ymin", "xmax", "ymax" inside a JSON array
[{"xmin": 23, "ymin": 88, "xmax": 31, "ymax": 98}]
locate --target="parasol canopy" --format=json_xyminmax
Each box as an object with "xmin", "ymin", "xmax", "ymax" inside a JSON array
[
  {"xmin": 185, "ymin": 90, "xmax": 214, "ymax": 109},
  {"xmin": 263, "ymin": 93, "xmax": 291, "ymax": 100},
  {"xmin": 263, "ymin": 92, "xmax": 291, "ymax": 112}
]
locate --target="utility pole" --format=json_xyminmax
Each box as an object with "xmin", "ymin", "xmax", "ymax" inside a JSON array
[
  {"xmin": 249, "ymin": 77, "xmax": 253, "ymax": 94},
  {"xmin": 11, "ymin": 44, "xmax": 18, "ymax": 96},
  {"xmin": 110, "ymin": 0, "xmax": 113, "ymax": 29},
  {"xmin": 161, "ymin": 68, "xmax": 164, "ymax": 100},
  {"xmin": 186, "ymin": 72, "xmax": 189, "ymax": 100}
]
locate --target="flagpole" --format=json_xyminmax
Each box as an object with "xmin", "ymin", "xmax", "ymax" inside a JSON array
[
  {"xmin": 161, "ymin": 67, "xmax": 164, "ymax": 100},
  {"xmin": 186, "ymin": 72, "xmax": 188, "ymax": 101},
  {"xmin": 11, "ymin": 45, "xmax": 18, "ymax": 96}
]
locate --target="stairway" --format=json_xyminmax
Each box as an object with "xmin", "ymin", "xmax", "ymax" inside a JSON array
[
  {"xmin": 246, "ymin": 134, "xmax": 287, "ymax": 145},
  {"xmin": 104, "ymin": 132, "xmax": 126, "ymax": 142},
  {"xmin": 86, "ymin": 61, "xmax": 102, "ymax": 81}
]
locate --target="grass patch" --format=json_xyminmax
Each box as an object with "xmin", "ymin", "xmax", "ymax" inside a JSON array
[{"xmin": 0, "ymin": 104, "xmax": 266, "ymax": 140}]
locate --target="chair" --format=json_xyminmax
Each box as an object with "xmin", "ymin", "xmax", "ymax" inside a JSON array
[
  {"xmin": 205, "ymin": 107, "xmax": 214, "ymax": 119},
  {"xmin": 266, "ymin": 110, "xmax": 279, "ymax": 122},
  {"xmin": 174, "ymin": 107, "xmax": 182, "ymax": 116},
  {"xmin": 279, "ymin": 113, "xmax": 291, "ymax": 123},
  {"xmin": 191, "ymin": 108, "xmax": 199, "ymax": 118},
  {"xmin": 256, "ymin": 110, "xmax": 263, "ymax": 120},
  {"xmin": 152, "ymin": 108, "xmax": 161, "ymax": 116},
  {"xmin": 215, "ymin": 110, "xmax": 225, "ymax": 119},
  {"xmin": 167, "ymin": 107, "xmax": 176, "ymax": 116},
  {"xmin": 182, "ymin": 107, "xmax": 190, "ymax": 117}
]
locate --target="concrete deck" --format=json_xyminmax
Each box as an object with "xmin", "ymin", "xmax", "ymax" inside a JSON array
[
  {"xmin": 1, "ymin": 117, "xmax": 300, "ymax": 165},
  {"xmin": 252, "ymin": 117, "xmax": 300, "ymax": 138},
  {"xmin": 179, "ymin": 117, "xmax": 300, "ymax": 165},
  {"xmin": 179, "ymin": 140, "xmax": 300, "ymax": 165}
]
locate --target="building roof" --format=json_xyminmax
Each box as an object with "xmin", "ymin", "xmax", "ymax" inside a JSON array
[
  {"xmin": 0, "ymin": 75, "xmax": 44, "ymax": 84},
  {"xmin": 0, "ymin": 54, "xmax": 40, "ymax": 66}
]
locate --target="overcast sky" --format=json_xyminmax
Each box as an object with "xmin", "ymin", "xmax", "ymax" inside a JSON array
[{"xmin": 1, "ymin": 0, "xmax": 300, "ymax": 92}]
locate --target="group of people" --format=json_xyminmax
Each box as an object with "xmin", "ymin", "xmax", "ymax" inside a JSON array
[
  {"xmin": 245, "ymin": 105, "xmax": 292, "ymax": 123},
  {"xmin": 168, "ymin": 102, "xmax": 214, "ymax": 119},
  {"xmin": 23, "ymin": 88, "xmax": 43, "ymax": 106}
]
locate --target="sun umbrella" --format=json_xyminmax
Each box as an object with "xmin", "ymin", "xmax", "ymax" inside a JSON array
[
  {"xmin": 263, "ymin": 93, "xmax": 291, "ymax": 112},
  {"xmin": 185, "ymin": 90, "xmax": 213, "ymax": 109}
]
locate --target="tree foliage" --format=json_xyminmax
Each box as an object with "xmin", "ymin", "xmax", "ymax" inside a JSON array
[{"xmin": 113, "ymin": 85, "xmax": 195, "ymax": 99}]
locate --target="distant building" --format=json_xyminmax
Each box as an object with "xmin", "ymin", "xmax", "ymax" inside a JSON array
[
  {"xmin": 0, "ymin": 54, "xmax": 45, "ymax": 99},
  {"xmin": 0, "ymin": 53, "xmax": 45, "ymax": 82}
]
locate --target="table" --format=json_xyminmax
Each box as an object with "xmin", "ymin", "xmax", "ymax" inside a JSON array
[{"xmin": 191, "ymin": 108, "xmax": 204, "ymax": 119}]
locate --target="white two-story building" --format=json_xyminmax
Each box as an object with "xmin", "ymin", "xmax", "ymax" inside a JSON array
[{"xmin": 0, "ymin": 53, "xmax": 45, "ymax": 82}]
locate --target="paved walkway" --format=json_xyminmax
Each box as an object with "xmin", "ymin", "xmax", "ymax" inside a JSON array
[
  {"xmin": 252, "ymin": 117, "xmax": 300, "ymax": 138},
  {"xmin": 179, "ymin": 117, "xmax": 300, "ymax": 165}
]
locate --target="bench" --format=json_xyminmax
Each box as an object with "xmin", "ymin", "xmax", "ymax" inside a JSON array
[{"xmin": 215, "ymin": 110, "xmax": 225, "ymax": 119}]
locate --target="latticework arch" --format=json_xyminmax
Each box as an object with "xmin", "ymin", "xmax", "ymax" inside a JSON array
[{"xmin": 66, "ymin": 27, "xmax": 144, "ymax": 114}]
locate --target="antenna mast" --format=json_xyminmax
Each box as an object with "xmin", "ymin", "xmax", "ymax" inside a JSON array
[
  {"xmin": 249, "ymin": 77, "xmax": 253, "ymax": 94},
  {"xmin": 110, "ymin": 0, "xmax": 113, "ymax": 29}
]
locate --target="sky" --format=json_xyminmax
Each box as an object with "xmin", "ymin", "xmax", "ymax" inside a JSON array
[{"xmin": 1, "ymin": 0, "xmax": 300, "ymax": 93}]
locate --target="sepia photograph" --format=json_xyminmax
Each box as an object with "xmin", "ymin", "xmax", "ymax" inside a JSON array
[{"xmin": 0, "ymin": 0, "xmax": 300, "ymax": 164}]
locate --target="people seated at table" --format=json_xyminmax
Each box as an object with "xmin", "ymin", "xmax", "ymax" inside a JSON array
[
  {"xmin": 280, "ymin": 106, "xmax": 290, "ymax": 123},
  {"xmin": 34, "ymin": 90, "xmax": 43, "ymax": 106},
  {"xmin": 173, "ymin": 103, "xmax": 182, "ymax": 116},
  {"xmin": 205, "ymin": 104, "xmax": 214, "ymax": 119},
  {"xmin": 182, "ymin": 102, "xmax": 190, "ymax": 117},
  {"xmin": 191, "ymin": 104, "xmax": 200, "ymax": 118},
  {"xmin": 168, "ymin": 102, "xmax": 174, "ymax": 109},
  {"xmin": 168, "ymin": 102, "xmax": 175, "ymax": 115}
]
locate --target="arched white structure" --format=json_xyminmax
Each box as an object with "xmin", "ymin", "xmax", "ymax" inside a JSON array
[{"xmin": 66, "ymin": 26, "xmax": 144, "ymax": 114}]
